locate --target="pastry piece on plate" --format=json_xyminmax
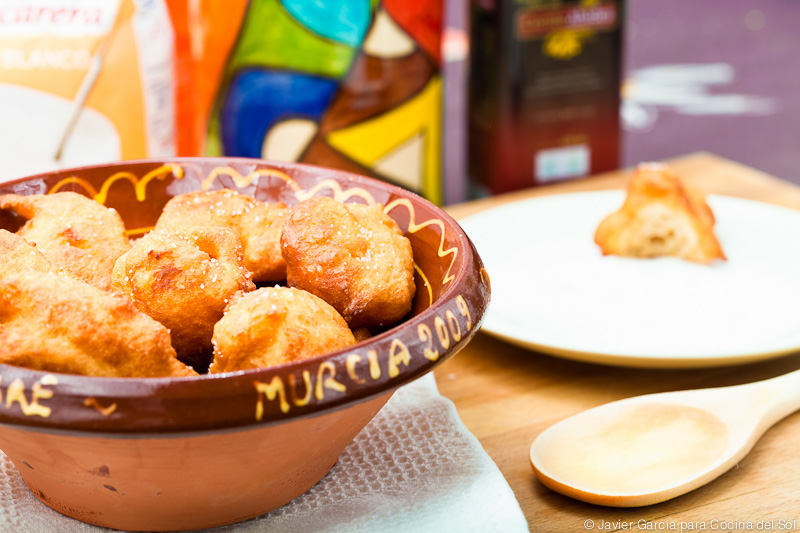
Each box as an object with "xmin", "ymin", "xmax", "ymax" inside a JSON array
[{"xmin": 594, "ymin": 164, "xmax": 726, "ymax": 263}]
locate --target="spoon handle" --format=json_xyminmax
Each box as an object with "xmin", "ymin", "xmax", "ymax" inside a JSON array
[{"xmin": 751, "ymin": 368, "xmax": 800, "ymax": 429}]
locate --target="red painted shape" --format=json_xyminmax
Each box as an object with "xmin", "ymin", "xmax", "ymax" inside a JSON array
[{"xmin": 384, "ymin": 0, "xmax": 443, "ymax": 64}]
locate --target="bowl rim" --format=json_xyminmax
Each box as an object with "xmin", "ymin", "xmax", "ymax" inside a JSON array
[{"xmin": 0, "ymin": 157, "xmax": 490, "ymax": 434}]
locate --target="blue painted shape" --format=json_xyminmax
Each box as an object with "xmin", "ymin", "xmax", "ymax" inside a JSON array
[
  {"xmin": 221, "ymin": 69, "xmax": 338, "ymax": 158},
  {"xmin": 280, "ymin": 0, "xmax": 370, "ymax": 47}
]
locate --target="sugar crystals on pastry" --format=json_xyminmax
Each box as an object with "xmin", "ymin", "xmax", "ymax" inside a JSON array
[
  {"xmin": 594, "ymin": 164, "xmax": 726, "ymax": 263},
  {"xmin": 0, "ymin": 272, "xmax": 195, "ymax": 378},
  {"xmin": 0, "ymin": 229, "xmax": 62, "ymax": 277},
  {"xmin": 0, "ymin": 192, "xmax": 131, "ymax": 291},
  {"xmin": 155, "ymin": 189, "xmax": 288, "ymax": 282},
  {"xmin": 210, "ymin": 286, "xmax": 355, "ymax": 373},
  {"xmin": 112, "ymin": 226, "xmax": 255, "ymax": 370},
  {"xmin": 281, "ymin": 196, "xmax": 416, "ymax": 328}
]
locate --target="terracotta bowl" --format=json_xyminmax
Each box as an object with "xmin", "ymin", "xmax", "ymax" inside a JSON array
[{"xmin": 0, "ymin": 158, "xmax": 490, "ymax": 531}]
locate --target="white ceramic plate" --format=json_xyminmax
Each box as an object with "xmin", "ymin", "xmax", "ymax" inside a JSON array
[{"xmin": 460, "ymin": 191, "xmax": 800, "ymax": 368}]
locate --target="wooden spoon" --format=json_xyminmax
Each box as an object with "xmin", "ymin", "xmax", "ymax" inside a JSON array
[{"xmin": 530, "ymin": 369, "xmax": 800, "ymax": 507}]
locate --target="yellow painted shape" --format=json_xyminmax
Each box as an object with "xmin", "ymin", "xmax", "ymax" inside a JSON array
[
  {"xmin": 5, "ymin": 376, "xmax": 57, "ymax": 418},
  {"xmin": 200, "ymin": 166, "xmax": 300, "ymax": 192},
  {"xmin": 315, "ymin": 362, "xmax": 346, "ymax": 400},
  {"xmin": 413, "ymin": 262, "xmax": 433, "ymax": 307},
  {"xmin": 48, "ymin": 164, "xmax": 183, "ymax": 204},
  {"xmin": 198, "ymin": 167, "xmax": 377, "ymax": 205},
  {"xmin": 384, "ymin": 197, "xmax": 458, "ymax": 286},
  {"xmin": 326, "ymin": 77, "xmax": 442, "ymax": 204},
  {"xmin": 255, "ymin": 376, "xmax": 290, "ymax": 417},
  {"xmin": 387, "ymin": 339, "xmax": 411, "ymax": 378},
  {"xmin": 126, "ymin": 225, "xmax": 154, "ymax": 237},
  {"xmin": 346, "ymin": 354, "xmax": 366, "ymax": 384},
  {"xmin": 288, "ymin": 370, "xmax": 313, "ymax": 407},
  {"xmin": 83, "ymin": 397, "xmax": 118, "ymax": 416},
  {"xmin": 367, "ymin": 350, "xmax": 381, "ymax": 380}
]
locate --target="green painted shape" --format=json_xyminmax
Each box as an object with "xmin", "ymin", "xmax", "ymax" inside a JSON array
[
  {"xmin": 205, "ymin": 115, "xmax": 223, "ymax": 156},
  {"xmin": 228, "ymin": 0, "xmax": 356, "ymax": 79}
]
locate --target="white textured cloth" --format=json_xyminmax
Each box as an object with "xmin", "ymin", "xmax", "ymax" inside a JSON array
[{"xmin": 0, "ymin": 374, "xmax": 528, "ymax": 532}]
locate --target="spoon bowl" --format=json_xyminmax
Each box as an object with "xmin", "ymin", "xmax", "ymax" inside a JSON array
[{"xmin": 530, "ymin": 369, "xmax": 800, "ymax": 506}]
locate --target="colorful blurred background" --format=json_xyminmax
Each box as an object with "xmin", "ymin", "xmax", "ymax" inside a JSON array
[{"xmin": 1, "ymin": 0, "xmax": 797, "ymax": 203}]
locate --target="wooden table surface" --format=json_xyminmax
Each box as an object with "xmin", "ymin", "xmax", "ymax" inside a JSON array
[{"xmin": 435, "ymin": 153, "xmax": 800, "ymax": 532}]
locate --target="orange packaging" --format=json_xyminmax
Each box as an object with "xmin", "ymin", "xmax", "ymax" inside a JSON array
[{"xmin": 0, "ymin": 0, "xmax": 177, "ymax": 180}]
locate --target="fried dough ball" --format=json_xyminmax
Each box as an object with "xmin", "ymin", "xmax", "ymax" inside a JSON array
[
  {"xmin": 352, "ymin": 327, "xmax": 374, "ymax": 342},
  {"xmin": 595, "ymin": 164, "xmax": 726, "ymax": 263},
  {"xmin": 112, "ymin": 227, "xmax": 255, "ymax": 368},
  {"xmin": 155, "ymin": 189, "xmax": 288, "ymax": 282},
  {"xmin": 0, "ymin": 229, "xmax": 62, "ymax": 277},
  {"xmin": 0, "ymin": 192, "xmax": 130, "ymax": 291},
  {"xmin": 210, "ymin": 287, "xmax": 356, "ymax": 373},
  {"xmin": 281, "ymin": 197, "xmax": 416, "ymax": 328},
  {"xmin": 0, "ymin": 273, "xmax": 195, "ymax": 377}
]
